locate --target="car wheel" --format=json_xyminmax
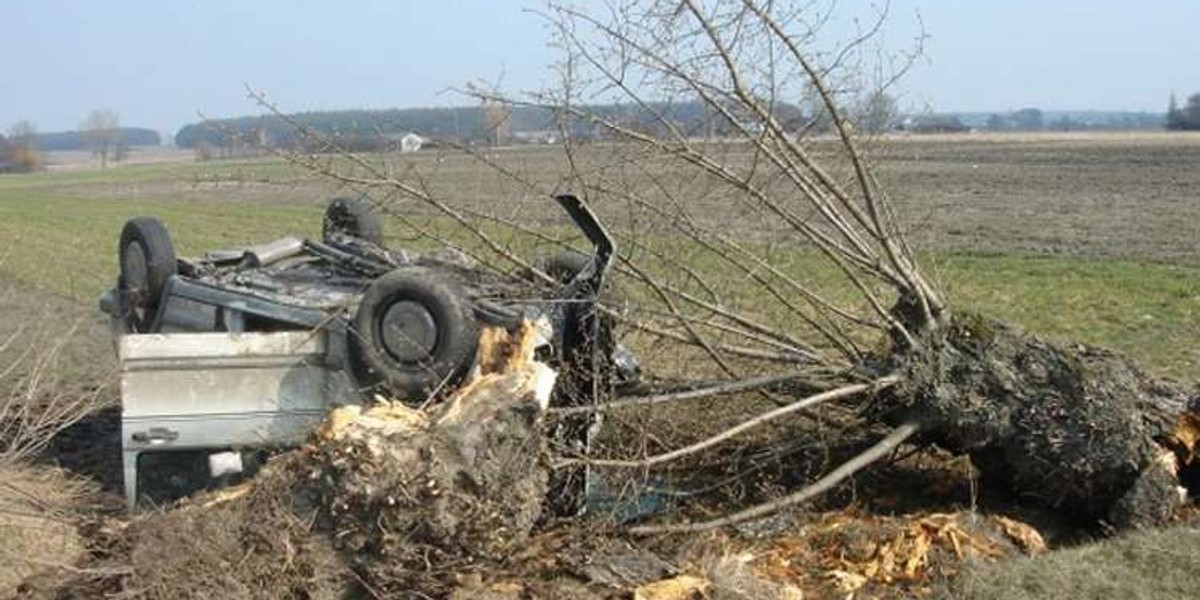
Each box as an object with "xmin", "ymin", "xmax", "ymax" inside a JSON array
[
  {"xmin": 119, "ymin": 217, "xmax": 176, "ymax": 331},
  {"xmin": 535, "ymin": 250, "xmax": 591, "ymax": 283},
  {"xmin": 323, "ymin": 197, "xmax": 384, "ymax": 245},
  {"xmin": 351, "ymin": 267, "xmax": 478, "ymax": 402}
]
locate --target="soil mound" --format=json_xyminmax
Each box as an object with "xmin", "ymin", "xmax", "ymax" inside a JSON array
[{"xmin": 880, "ymin": 312, "xmax": 1198, "ymax": 529}]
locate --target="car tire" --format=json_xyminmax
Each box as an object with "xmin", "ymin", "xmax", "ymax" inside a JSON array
[
  {"xmin": 535, "ymin": 250, "xmax": 591, "ymax": 283},
  {"xmin": 323, "ymin": 197, "xmax": 384, "ymax": 245},
  {"xmin": 532, "ymin": 250, "xmax": 626, "ymax": 311},
  {"xmin": 119, "ymin": 217, "xmax": 176, "ymax": 330},
  {"xmin": 351, "ymin": 267, "xmax": 478, "ymax": 402}
]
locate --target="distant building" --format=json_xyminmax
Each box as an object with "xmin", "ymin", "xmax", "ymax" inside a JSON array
[
  {"xmin": 400, "ymin": 133, "xmax": 424, "ymax": 153},
  {"xmin": 899, "ymin": 115, "xmax": 969, "ymax": 134},
  {"xmin": 512, "ymin": 130, "xmax": 558, "ymax": 145}
]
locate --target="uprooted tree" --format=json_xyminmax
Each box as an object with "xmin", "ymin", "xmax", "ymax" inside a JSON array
[
  {"xmin": 278, "ymin": 0, "xmax": 1197, "ymax": 533},
  {"xmin": 528, "ymin": 0, "xmax": 1199, "ymax": 534}
]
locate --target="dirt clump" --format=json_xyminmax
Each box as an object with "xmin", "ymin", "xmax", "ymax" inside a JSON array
[
  {"xmin": 876, "ymin": 312, "xmax": 1198, "ymax": 529},
  {"xmin": 16, "ymin": 458, "xmax": 356, "ymax": 600}
]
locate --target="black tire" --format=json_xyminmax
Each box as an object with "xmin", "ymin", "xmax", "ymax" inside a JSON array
[
  {"xmin": 535, "ymin": 250, "xmax": 591, "ymax": 284},
  {"xmin": 351, "ymin": 267, "xmax": 478, "ymax": 401},
  {"xmin": 532, "ymin": 250, "xmax": 625, "ymax": 310},
  {"xmin": 119, "ymin": 217, "xmax": 176, "ymax": 331},
  {"xmin": 323, "ymin": 197, "xmax": 384, "ymax": 245}
]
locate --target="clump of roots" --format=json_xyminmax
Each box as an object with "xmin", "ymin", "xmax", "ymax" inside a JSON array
[{"xmin": 874, "ymin": 311, "xmax": 1197, "ymax": 529}]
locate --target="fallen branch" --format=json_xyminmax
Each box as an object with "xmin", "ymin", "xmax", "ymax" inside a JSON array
[
  {"xmin": 550, "ymin": 370, "xmax": 844, "ymax": 416},
  {"xmin": 556, "ymin": 377, "xmax": 898, "ymax": 469},
  {"xmin": 628, "ymin": 421, "xmax": 921, "ymax": 534}
]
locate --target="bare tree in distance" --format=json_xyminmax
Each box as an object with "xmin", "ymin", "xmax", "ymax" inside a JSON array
[
  {"xmin": 82, "ymin": 109, "xmax": 125, "ymax": 168},
  {"xmin": 857, "ymin": 89, "xmax": 898, "ymax": 134},
  {"xmin": 5, "ymin": 120, "xmax": 42, "ymax": 172},
  {"xmin": 483, "ymin": 99, "xmax": 513, "ymax": 146},
  {"xmin": 258, "ymin": 0, "xmax": 1198, "ymax": 535},
  {"xmin": 8, "ymin": 120, "xmax": 37, "ymax": 148}
]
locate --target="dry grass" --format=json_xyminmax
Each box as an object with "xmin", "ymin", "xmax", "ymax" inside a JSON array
[
  {"xmin": 949, "ymin": 524, "xmax": 1200, "ymax": 600},
  {"xmin": 0, "ymin": 464, "xmax": 96, "ymax": 597},
  {"xmin": 0, "ymin": 318, "xmax": 112, "ymax": 461},
  {"xmin": 0, "ymin": 310, "xmax": 115, "ymax": 596}
]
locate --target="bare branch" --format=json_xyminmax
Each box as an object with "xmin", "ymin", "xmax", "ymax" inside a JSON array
[
  {"xmin": 555, "ymin": 376, "xmax": 897, "ymax": 469},
  {"xmin": 628, "ymin": 421, "xmax": 920, "ymax": 534}
]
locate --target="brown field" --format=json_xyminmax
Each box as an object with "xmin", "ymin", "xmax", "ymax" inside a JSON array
[
  {"xmin": 44, "ymin": 131, "xmax": 1200, "ymax": 262},
  {"xmin": 875, "ymin": 131, "xmax": 1200, "ymax": 265}
]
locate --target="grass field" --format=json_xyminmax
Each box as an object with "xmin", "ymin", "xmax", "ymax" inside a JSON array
[
  {"xmin": 2, "ymin": 132, "xmax": 1197, "ymax": 379},
  {"xmin": 951, "ymin": 523, "xmax": 1200, "ymax": 599}
]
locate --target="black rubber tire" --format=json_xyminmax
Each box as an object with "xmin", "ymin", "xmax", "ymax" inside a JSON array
[
  {"xmin": 351, "ymin": 267, "xmax": 478, "ymax": 401},
  {"xmin": 532, "ymin": 250, "xmax": 625, "ymax": 309},
  {"xmin": 535, "ymin": 250, "xmax": 591, "ymax": 284},
  {"xmin": 119, "ymin": 217, "xmax": 176, "ymax": 330},
  {"xmin": 323, "ymin": 197, "xmax": 384, "ymax": 245}
]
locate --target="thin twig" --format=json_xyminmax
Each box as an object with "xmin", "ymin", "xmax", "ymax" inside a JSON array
[
  {"xmin": 629, "ymin": 421, "xmax": 920, "ymax": 534},
  {"xmin": 556, "ymin": 376, "xmax": 897, "ymax": 469}
]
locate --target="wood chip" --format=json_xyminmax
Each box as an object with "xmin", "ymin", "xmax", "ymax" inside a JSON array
[
  {"xmin": 993, "ymin": 516, "xmax": 1047, "ymax": 555},
  {"xmin": 634, "ymin": 575, "xmax": 711, "ymax": 600}
]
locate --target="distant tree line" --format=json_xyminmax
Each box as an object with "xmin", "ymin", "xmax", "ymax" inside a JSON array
[
  {"xmin": 978, "ymin": 108, "xmax": 1164, "ymax": 132},
  {"xmin": 29, "ymin": 127, "xmax": 160, "ymax": 152},
  {"xmin": 1166, "ymin": 93, "xmax": 1200, "ymax": 131},
  {"xmin": 1, "ymin": 108, "xmax": 161, "ymax": 174},
  {"xmin": 173, "ymin": 100, "xmax": 810, "ymax": 153}
]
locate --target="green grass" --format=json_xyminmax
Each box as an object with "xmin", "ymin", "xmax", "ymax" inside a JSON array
[
  {"xmin": 948, "ymin": 525, "xmax": 1200, "ymax": 600},
  {"xmin": 0, "ymin": 189, "xmax": 322, "ymax": 300},
  {"xmin": 0, "ymin": 156, "xmax": 301, "ymax": 189},
  {"xmin": 1, "ymin": 157, "xmax": 1197, "ymax": 380},
  {"xmin": 937, "ymin": 254, "xmax": 1200, "ymax": 379}
]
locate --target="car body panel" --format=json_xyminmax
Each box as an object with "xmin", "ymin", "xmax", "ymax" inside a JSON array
[{"xmin": 119, "ymin": 330, "xmax": 354, "ymax": 508}]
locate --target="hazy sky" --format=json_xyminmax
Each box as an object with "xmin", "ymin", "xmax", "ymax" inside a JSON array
[{"xmin": 2, "ymin": 1, "xmax": 1198, "ymax": 135}]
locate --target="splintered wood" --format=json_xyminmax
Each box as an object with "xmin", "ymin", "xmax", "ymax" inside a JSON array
[
  {"xmin": 740, "ymin": 511, "xmax": 1045, "ymax": 598},
  {"xmin": 320, "ymin": 319, "xmax": 556, "ymax": 443},
  {"xmin": 305, "ymin": 320, "xmax": 557, "ymax": 595},
  {"xmin": 633, "ymin": 575, "xmax": 711, "ymax": 600}
]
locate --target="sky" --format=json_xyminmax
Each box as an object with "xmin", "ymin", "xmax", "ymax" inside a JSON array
[{"xmin": 2, "ymin": 1, "xmax": 1198, "ymax": 135}]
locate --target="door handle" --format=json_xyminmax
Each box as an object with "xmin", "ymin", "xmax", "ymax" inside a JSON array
[{"xmin": 131, "ymin": 427, "xmax": 179, "ymax": 445}]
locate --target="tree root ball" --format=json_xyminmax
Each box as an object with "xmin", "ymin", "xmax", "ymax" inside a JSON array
[{"xmin": 875, "ymin": 312, "xmax": 1198, "ymax": 530}]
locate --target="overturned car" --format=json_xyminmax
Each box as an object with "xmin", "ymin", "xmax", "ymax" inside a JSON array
[{"xmin": 101, "ymin": 195, "xmax": 634, "ymax": 507}]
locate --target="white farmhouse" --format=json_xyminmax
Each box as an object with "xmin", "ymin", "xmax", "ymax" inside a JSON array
[{"xmin": 400, "ymin": 133, "xmax": 425, "ymax": 153}]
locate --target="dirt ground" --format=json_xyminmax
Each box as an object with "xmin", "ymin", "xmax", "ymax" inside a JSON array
[{"xmin": 873, "ymin": 133, "xmax": 1200, "ymax": 265}]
